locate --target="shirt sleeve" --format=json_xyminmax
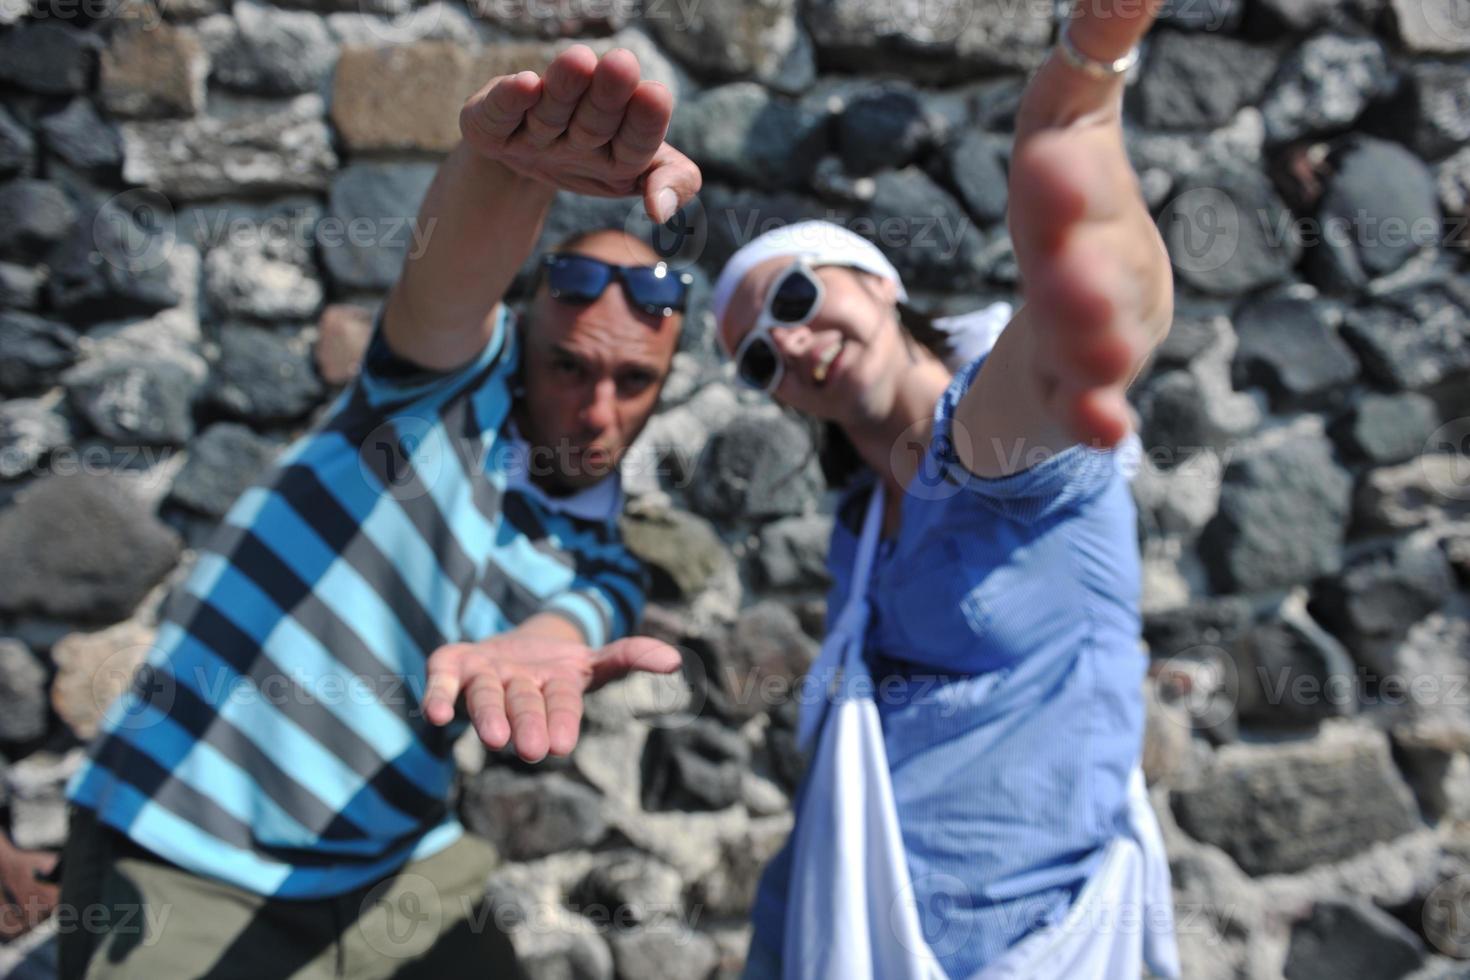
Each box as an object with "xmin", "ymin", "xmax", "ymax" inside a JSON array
[
  {"xmin": 927, "ymin": 352, "xmax": 1141, "ymax": 525},
  {"xmin": 354, "ymin": 304, "xmax": 513, "ymax": 411},
  {"xmin": 537, "ymin": 540, "xmax": 650, "ymax": 649}
]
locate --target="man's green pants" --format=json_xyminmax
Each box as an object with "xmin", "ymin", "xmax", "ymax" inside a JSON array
[{"xmin": 56, "ymin": 806, "xmax": 526, "ymax": 979}]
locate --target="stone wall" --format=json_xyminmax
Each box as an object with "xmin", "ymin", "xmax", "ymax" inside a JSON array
[{"xmin": 1, "ymin": 0, "xmax": 1469, "ymax": 977}]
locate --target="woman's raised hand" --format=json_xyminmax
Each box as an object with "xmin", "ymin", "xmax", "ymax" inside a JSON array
[
  {"xmin": 1006, "ymin": 0, "xmax": 1174, "ymax": 448},
  {"xmin": 459, "ymin": 45, "xmax": 702, "ymax": 225}
]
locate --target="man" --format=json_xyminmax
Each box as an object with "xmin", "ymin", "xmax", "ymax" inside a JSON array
[{"xmin": 57, "ymin": 45, "xmax": 700, "ymax": 979}]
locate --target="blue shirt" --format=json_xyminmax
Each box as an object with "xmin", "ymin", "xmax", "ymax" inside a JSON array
[
  {"xmin": 67, "ymin": 307, "xmax": 647, "ymax": 899},
  {"xmin": 752, "ymin": 352, "xmax": 1147, "ymax": 976}
]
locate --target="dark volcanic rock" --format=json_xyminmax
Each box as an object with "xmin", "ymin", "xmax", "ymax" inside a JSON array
[
  {"xmin": 0, "ymin": 179, "xmax": 78, "ymax": 264},
  {"xmin": 0, "ymin": 23, "xmax": 104, "ymax": 96},
  {"xmin": 207, "ymin": 323, "xmax": 325, "ymax": 425},
  {"xmin": 1200, "ymin": 425, "xmax": 1352, "ymax": 594},
  {"xmin": 1330, "ymin": 392, "xmax": 1440, "ymax": 465},
  {"xmin": 460, "ymin": 769, "xmax": 607, "ymax": 861},
  {"xmin": 1171, "ymin": 724, "xmax": 1421, "ymax": 876},
  {"xmin": 0, "ymin": 474, "xmax": 182, "ymax": 623},
  {"xmin": 669, "ymin": 83, "xmax": 828, "ymax": 191},
  {"xmin": 168, "ymin": 422, "xmax": 278, "ymax": 518},
  {"xmin": 836, "ymin": 83, "xmax": 931, "ymax": 176},
  {"xmin": 1232, "ymin": 295, "xmax": 1359, "ymax": 408},
  {"xmin": 0, "ymin": 312, "xmax": 79, "ymax": 396},
  {"xmin": 1282, "ymin": 898, "xmax": 1425, "ymax": 980},
  {"xmin": 1136, "ymin": 32, "xmax": 1279, "ymax": 131},
  {"xmin": 1307, "ymin": 137, "xmax": 1442, "ymax": 293},
  {"xmin": 1160, "ymin": 164, "xmax": 1302, "ymax": 296},
  {"xmin": 691, "ymin": 414, "xmax": 824, "ymax": 522},
  {"xmin": 65, "ymin": 357, "xmax": 199, "ymax": 446}
]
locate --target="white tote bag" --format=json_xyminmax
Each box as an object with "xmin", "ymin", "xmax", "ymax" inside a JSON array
[{"xmin": 782, "ymin": 483, "xmax": 1181, "ymax": 980}]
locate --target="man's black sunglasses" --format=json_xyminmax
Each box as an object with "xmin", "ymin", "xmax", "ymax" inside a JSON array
[{"xmin": 541, "ymin": 254, "xmax": 694, "ymax": 318}]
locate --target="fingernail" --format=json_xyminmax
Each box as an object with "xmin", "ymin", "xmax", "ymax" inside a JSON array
[{"xmin": 654, "ymin": 189, "xmax": 678, "ymax": 224}]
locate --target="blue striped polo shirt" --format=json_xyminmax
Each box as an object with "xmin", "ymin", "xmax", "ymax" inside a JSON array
[{"xmin": 66, "ymin": 306, "xmax": 648, "ymax": 899}]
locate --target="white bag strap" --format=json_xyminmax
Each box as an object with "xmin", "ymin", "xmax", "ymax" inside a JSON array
[{"xmin": 796, "ymin": 481, "xmax": 887, "ymax": 752}]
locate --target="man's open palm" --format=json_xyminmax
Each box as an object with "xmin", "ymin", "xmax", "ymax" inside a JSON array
[
  {"xmin": 423, "ymin": 634, "xmax": 681, "ymax": 762},
  {"xmin": 460, "ymin": 45, "xmax": 702, "ymax": 224}
]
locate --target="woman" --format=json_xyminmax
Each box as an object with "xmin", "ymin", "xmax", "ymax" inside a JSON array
[{"xmin": 712, "ymin": 3, "xmax": 1181, "ymax": 977}]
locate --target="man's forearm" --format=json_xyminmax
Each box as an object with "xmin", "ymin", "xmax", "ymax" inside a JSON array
[{"xmin": 382, "ymin": 141, "xmax": 559, "ymax": 371}]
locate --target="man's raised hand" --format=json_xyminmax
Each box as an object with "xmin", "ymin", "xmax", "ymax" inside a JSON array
[
  {"xmin": 422, "ymin": 632, "xmax": 682, "ymax": 762},
  {"xmin": 460, "ymin": 45, "xmax": 701, "ymax": 224}
]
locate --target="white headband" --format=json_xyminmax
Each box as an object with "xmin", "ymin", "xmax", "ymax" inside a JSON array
[{"xmin": 709, "ymin": 221, "xmax": 909, "ymax": 345}]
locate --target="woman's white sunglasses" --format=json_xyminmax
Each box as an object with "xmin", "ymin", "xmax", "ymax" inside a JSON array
[{"xmin": 728, "ymin": 257, "xmax": 827, "ymax": 393}]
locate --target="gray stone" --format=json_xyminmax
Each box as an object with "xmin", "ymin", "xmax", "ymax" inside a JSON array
[
  {"xmin": 1388, "ymin": 0, "xmax": 1470, "ymax": 54},
  {"xmin": 648, "ymin": 0, "xmax": 815, "ymax": 94},
  {"xmin": 669, "ymin": 83, "xmax": 828, "ymax": 191},
  {"xmin": 1232, "ymin": 296, "xmax": 1359, "ymax": 408},
  {"xmin": 461, "ymin": 770, "xmax": 607, "ymax": 861},
  {"xmin": 836, "ymin": 83, "xmax": 932, "ymax": 176},
  {"xmin": 568, "ymin": 852, "xmax": 684, "ymax": 928},
  {"xmin": 691, "ymin": 414, "xmax": 824, "ymax": 522},
  {"xmin": 1440, "ymin": 147, "xmax": 1470, "ymax": 232},
  {"xmin": 1283, "ymin": 898, "xmax": 1426, "ymax": 980},
  {"xmin": 1250, "ymin": 0, "xmax": 1381, "ymax": 32},
  {"xmin": 0, "ymin": 474, "xmax": 182, "ymax": 623},
  {"xmin": 1260, "ymin": 34, "xmax": 1394, "ymax": 145},
  {"xmin": 1200, "ymin": 424, "xmax": 1352, "ymax": 594},
  {"xmin": 1243, "ymin": 590, "xmax": 1358, "ymax": 724},
  {"xmin": 1308, "ymin": 138, "xmax": 1442, "ymax": 293},
  {"xmin": 46, "ymin": 197, "xmax": 183, "ymax": 323},
  {"xmin": 38, "ymin": 100, "xmax": 122, "ymax": 175},
  {"xmin": 320, "ymin": 161, "xmax": 437, "ymax": 292},
  {"xmin": 1331, "ymin": 392, "xmax": 1441, "ymax": 465},
  {"xmin": 100, "ymin": 22, "xmax": 210, "ymax": 119},
  {"xmin": 120, "ymin": 94, "xmax": 337, "ymax": 200},
  {"xmin": 944, "ymin": 128, "xmax": 1008, "ymax": 225},
  {"xmin": 468, "ymin": 0, "xmax": 628, "ymax": 37},
  {"xmin": 1157, "ymin": 0, "xmax": 1244, "ymax": 30},
  {"xmin": 1159, "ymin": 164, "xmax": 1301, "ymax": 296},
  {"xmin": 1134, "ymin": 368, "xmax": 1260, "ymax": 459},
  {"xmin": 0, "ymin": 399, "xmax": 69, "ymax": 482},
  {"xmin": 1377, "ymin": 62, "xmax": 1470, "ymax": 161},
  {"xmin": 804, "ymin": 0, "xmax": 1052, "ymax": 82},
  {"xmin": 4, "ymin": 750, "xmax": 84, "ymax": 850},
  {"xmin": 1144, "ymin": 596, "xmax": 1254, "ymax": 662},
  {"xmin": 1310, "ymin": 534, "xmax": 1456, "ymax": 675},
  {"xmin": 0, "ymin": 105, "xmax": 35, "ymax": 179},
  {"xmin": 1357, "ymin": 456, "xmax": 1470, "ymax": 533},
  {"xmin": 1341, "ymin": 285, "xmax": 1470, "ymax": 392},
  {"xmin": 0, "ymin": 312, "xmax": 79, "ymax": 396},
  {"xmin": 0, "ymin": 179, "xmax": 78, "ymax": 264},
  {"xmin": 641, "ymin": 718, "xmax": 750, "ymax": 811},
  {"xmin": 619, "ymin": 506, "xmax": 731, "ymax": 602},
  {"xmin": 864, "ymin": 167, "xmax": 990, "ymax": 291},
  {"xmin": 64, "ymin": 356, "xmax": 198, "ymax": 446},
  {"xmin": 1136, "ymin": 32, "xmax": 1279, "ymax": 132},
  {"xmin": 755, "ymin": 515, "xmax": 833, "ymax": 590},
  {"xmin": 168, "ymin": 422, "xmax": 277, "ymax": 518},
  {"xmin": 0, "ymin": 640, "xmax": 48, "ymax": 746},
  {"xmin": 1154, "ymin": 306, "xmax": 1231, "ymax": 369},
  {"xmin": 607, "ymin": 925, "xmax": 721, "ymax": 980},
  {"xmin": 197, "ymin": 1, "xmax": 337, "ymax": 96},
  {"xmin": 0, "ymin": 23, "xmax": 103, "ymax": 96},
  {"xmin": 0, "ymin": 262, "xmax": 42, "ymax": 310},
  {"xmin": 1170, "ymin": 723, "xmax": 1421, "ymax": 876},
  {"xmin": 697, "ymin": 184, "xmax": 841, "ymax": 274},
  {"xmin": 208, "ymin": 323, "xmax": 325, "ymax": 424},
  {"xmin": 688, "ymin": 816, "xmax": 792, "ymax": 918},
  {"xmin": 718, "ymin": 601, "xmax": 819, "ymax": 722},
  {"xmin": 204, "ymin": 226, "xmax": 324, "ymax": 321}
]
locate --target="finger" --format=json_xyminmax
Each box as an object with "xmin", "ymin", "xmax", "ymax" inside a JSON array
[
  {"xmin": 522, "ymin": 44, "xmax": 597, "ymax": 148},
  {"xmin": 1018, "ymin": 0, "xmax": 1162, "ymax": 133},
  {"xmin": 566, "ymin": 48, "xmax": 641, "ymax": 151},
  {"xmin": 641, "ymin": 143, "xmax": 703, "ymax": 226},
  {"xmin": 1070, "ymin": 385, "xmax": 1133, "ymax": 448},
  {"xmin": 463, "ymin": 671, "xmax": 510, "ymax": 749},
  {"xmin": 1065, "ymin": 0, "xmax": 1162, "ymax": 69},
  {"xmin": 610, "ymin": 80, "xmax": 671, "ymax": 170},
  {"xmin": 423, "ymin": 644, "xmax": 469, "ymax": 726},
  {"xmin": 505, "ymin": 675, "xmax": 550, "ymax": 762},
  {"xmin": 462, "ymin": 71, "xmax": 543, "ymax": 146},
  {"xmin": 589, "ymin": 637, "xmax": 682, "ymax": 690},
  {"xmin": 542, "ymin": 676, "xmax": 585, "ymax": 757}
]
